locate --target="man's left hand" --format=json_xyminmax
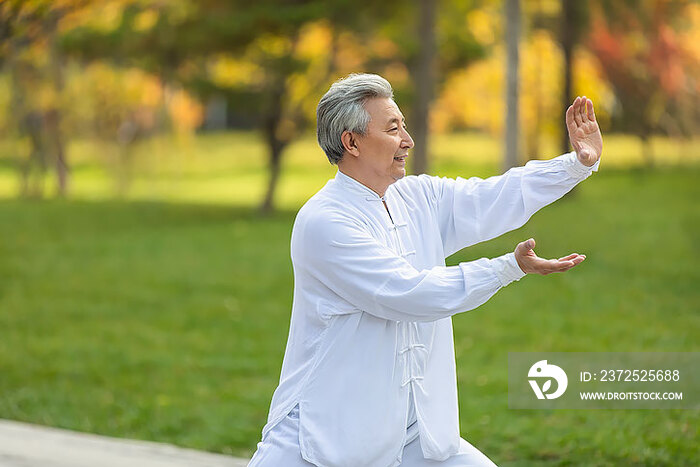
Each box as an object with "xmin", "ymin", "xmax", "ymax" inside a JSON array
[
  {"xmin": 566, "ymin": 96, "xmax": 603, "ymax": 167},
  {"xmin": 514, "ymin": 238, "xmax": 586, "ymax": 275}
]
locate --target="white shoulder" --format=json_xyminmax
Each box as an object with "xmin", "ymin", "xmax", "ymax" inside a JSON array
[
  {"xmin": 294, "ymin": 190, "xmax": 357, "ymax": 240},
  {"xmin": 392, "ymin": 173, "xmax": 449, "ymax": 204}
]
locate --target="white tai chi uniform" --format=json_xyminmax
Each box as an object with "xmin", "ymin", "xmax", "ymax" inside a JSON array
[{"xmin": 249, "ymin": 152, "xmax": 599, "ymax": 467}]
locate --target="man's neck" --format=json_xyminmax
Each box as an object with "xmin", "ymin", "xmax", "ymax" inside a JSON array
[{"xmin": 337, "ymin": 165, "xmax": 390, "ymax": 198}]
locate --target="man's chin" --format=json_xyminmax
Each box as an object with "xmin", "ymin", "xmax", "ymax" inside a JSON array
[{"xmin": 392, "ymin": 170, "xmax": 406, "ymax": 181}]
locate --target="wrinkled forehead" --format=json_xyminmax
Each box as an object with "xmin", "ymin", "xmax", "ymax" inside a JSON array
[{"xmin": 364, "ymin": 97, "xmax": 405, "ymax": 127}]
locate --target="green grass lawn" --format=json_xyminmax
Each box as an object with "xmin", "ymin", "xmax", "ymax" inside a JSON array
[{"xmin": 0, "ymin": 132, "xmax": 698, "ymax": 465}]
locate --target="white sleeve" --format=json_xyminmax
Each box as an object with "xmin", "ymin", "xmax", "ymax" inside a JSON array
[
  {"xmin": 296, "ymin": 213, "xmax": 525, "ymax": 322},
  {"xmin": 425, "ymin": 152, "xmax": 599, "ymax": 257}
]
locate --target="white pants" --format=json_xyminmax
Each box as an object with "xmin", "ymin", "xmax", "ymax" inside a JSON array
[{"xmin": 248, "ymin": 406, "xmax": 498, "ymax": 467}]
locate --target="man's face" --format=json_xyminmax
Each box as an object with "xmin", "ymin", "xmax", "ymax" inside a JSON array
[{"xmin": 354, "ymin": 97, "xmax": 414, "ymax": 186}]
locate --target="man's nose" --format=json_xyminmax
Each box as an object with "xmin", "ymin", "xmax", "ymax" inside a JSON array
[{"xmin": 401, "ymin": 128, "xmax": 414, "ymax": 149}]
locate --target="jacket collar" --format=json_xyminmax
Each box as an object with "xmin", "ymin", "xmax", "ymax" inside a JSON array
[{"xmin": 335, "ymin": 170, "xmax": 386, "ymax": 201}]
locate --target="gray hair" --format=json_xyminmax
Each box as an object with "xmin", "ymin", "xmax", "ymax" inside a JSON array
[{"xmin": 316, "ymin": 73, "xmax": 394, "ymax": 164}]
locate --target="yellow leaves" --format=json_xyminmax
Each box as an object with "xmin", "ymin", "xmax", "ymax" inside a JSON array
[
  {"xmin": 82, "ymin": 63, "xmax": 163, "ymax": 109},
  {"xmin": 433, "ymin": 31, "xmax": 613, "ymax": 144},
  {"xmin": 521, "ymin": 0, "xmax": 561, "ymax": 18},
  {"xmin": 572, "ymin": 49, "xmax": 613, "ymax": 131},
  {"xmin": 296, "ymin": 21, "xmax": 333, "ymax": 61},
  {"xmin": 335, "ymin": 32, "xmax": 367, "ymax": 75},
  {"xmin": 520, "ymin": 31, "xmax": 563, "ymax": 137},
  {"xmin": 372, "ymin": 37, "xmax": 399, "ymax": 60},
  {"xmin": 73, "ymin": 0, "xmax": 124, "ymax": 33},
  {"xmin": 168, "ymin": 89, "xmax": 203, "ymax": 134},
  {"xmin": 213, "ymin": 21, "xmax": 333, "ymax": 92},
  {"xmin": 433, "ymin": 47, "xmax": 504, "ymax": 134},
  {"xmin": 467, "ymin": 9, "xmax": 497, "ymax": 47},
  {"xmin": 678, "ymin": 3, "xmax": 700, "ymax": 71},
  {"xmin": 209, "ymin": 56, "xmax": 264, "ymax": 89},
  {"xmin": 382, "ymin": 62, "xmax": 409, "ymax": 87},
  {"xmin": 60, "ymin": 63, "xmax": 172, "ymax": 138},
  {"xmin": 287, "ymin": 72, "xmax": 313, "ymax": 112},
  {"xmin": 126, "ymin": 69, "xmax": 163, "ymax": 108},
  {"xmin": 255, "ymin": 34, "xmax": 294, "ymax": 59},
  {"xmin": 369, "ymin": 35, "xmax": 408, "ymax": 86},
  {"xmin": 50, "ymin": 0, "xmax": 102, "ymax": 10},
  {"xmin": 64, "ymin": 63, "xmax": 203, "ymax": 136},
  {"xmin": 133, "ymin": 9, "xmax": 158, "ymax": 32},
  {"xmin": 35, "ymin": 81, "xmax": 59, "ymax": 112},
  {"xmin": 622, "ymin": 31, "xmax": 649, "ymax": 58}
]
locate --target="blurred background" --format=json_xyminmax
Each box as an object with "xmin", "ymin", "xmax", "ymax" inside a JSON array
[{"xmin": 0, "ymin": 0, "xmax": 698, "ymax": 465}]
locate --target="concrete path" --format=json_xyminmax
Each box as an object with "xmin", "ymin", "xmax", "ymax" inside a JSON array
[{"xmin": 0, "ymin": 420, "xmax": 249, "ymax": 467}]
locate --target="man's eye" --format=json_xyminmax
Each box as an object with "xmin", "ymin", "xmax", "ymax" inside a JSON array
[{"xmin": 389, "ymin": 127, "xmax": 398, "ymax": 132}]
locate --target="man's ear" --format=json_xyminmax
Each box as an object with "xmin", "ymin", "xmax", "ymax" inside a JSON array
[{"xmin": 341, "ymin": 130, "xmax": 360, "ymax": 157}]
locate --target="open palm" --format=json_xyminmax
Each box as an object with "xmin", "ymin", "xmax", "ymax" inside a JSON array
[
  {"xmin": 514, "ymin": 238, "xmax": 585, "ymax": 275},
  {"xmin": 566, "ymin": 96, "xmax": 603, "ymax": 167}
]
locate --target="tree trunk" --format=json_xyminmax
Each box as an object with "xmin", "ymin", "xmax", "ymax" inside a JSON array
[
  {"xmin": 47, "ymin": 10, "xmax": 68, "ymax": 197},
  {"xmin": 529, "ymin": 0, "xmax": 543, "ymax": 160},
  {"xmin": 22, "ymin": 112, "xmax": 47, "ymax": 198},
  {"xmin": 504, "ymin": 0, "xmax": 520, "ymax": 171},
  {"xmin": 45, "ymin": 109, "xmax": 68, "ymax": 197},
  {"xmin": 260, "ymin": 139, "xmax": 285, "ymax": 215},
  {"xmin": 560, "ymin": 0, "xmax": 575, "ymax": 155},
  {"xmin": 258, "ymin": 34, "xmax": 306, "ymax": 214},
  {"xmin": 640, "ymin": 133, "xmax": 654, "ymax": 168},
  {"xmin": 410, "ymin": 0, "xmax": 436, "ymax": 176},
  {"xmin": 259, "ymin": 80, "xmax": 287, "ymax": 215},
  {"xmin": 7, "ymin": 37, "xmax": 47, "ymax": 198}
]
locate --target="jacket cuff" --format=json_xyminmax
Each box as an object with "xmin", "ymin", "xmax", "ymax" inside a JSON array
[
  {"xmin": 490, "ymin": 253, "xmax": 526, "ymax": 287},
  {"xmin": 562, "ymin": 151, "xmax": 600, "ymax": 179}
]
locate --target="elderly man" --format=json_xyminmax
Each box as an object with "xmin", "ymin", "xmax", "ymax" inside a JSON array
[{"xmin": 249, "ymin": 74, "xmax": 602, "ymax": 467}]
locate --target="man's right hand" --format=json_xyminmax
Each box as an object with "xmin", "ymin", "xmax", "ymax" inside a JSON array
[{"xmin": 514, "ymin": 238, "xmax": 586, "ymax": 275}]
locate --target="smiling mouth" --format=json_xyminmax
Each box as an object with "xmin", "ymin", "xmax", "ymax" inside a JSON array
[{"xmin": 394, "ymin": 155, "xmax": 408, "ymax": 162}]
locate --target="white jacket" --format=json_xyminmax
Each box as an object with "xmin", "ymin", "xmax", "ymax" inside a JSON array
[{"xmin": 260, "ymin": 152, "xmax": 599, "ymax": 467}]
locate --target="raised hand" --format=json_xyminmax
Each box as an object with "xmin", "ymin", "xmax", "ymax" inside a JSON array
[
  {"xmin": 514, "ymin": 238, "xmax": 586, "ymax": 275},
  {"xmin": 566, "ymin": 96, "xmax": 603, "ymax": 167}
]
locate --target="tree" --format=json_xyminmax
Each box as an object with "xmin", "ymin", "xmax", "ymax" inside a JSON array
[
  {"xmin": 62, "ymin": 0, "xmax": 316, "ymax": 210},
  {"xmin": 0, "ymin": 0, "xmax": 87, "ymax": 197},
  {"xmin": 587, "ymin": 0, "xmax": 698, "ymax": 165},
  {"xmin": 59, "ymin": 0, "xmax": 488, "ymax": 209},
  {"xmin": 504, "ymin": 0, "xmax": 520, "ymax": 170},
  {"xmin": 410, "ymin": 0, "xmax": 436, "ymax": 176},
  {"xmin": 558, "ymin": 1, "xmax": 590, "ymax": 154},
  {"xmin": 378, "ymin": 0, "xmax": 486, "ymax": 174},
  {"xmin": 63, "ymin": 0, "xmax": 411, "ymax": 212}
]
